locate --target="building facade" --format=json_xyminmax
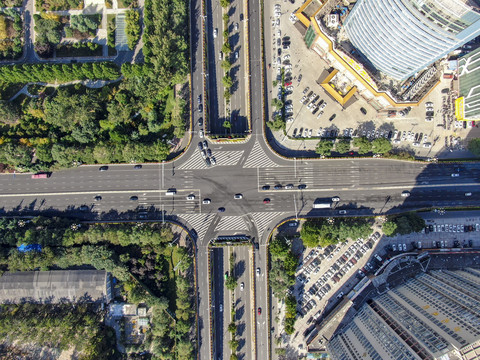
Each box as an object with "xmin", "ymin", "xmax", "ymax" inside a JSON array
[
  {"xmin": 456, "ymin": 47, "xmax": 480, "ymax": 120},
  {"xmin": 344, "ymin": 0, "xmax": 480, "ymax": 80},
  {"xmin": 327, "ymin": 268, "xmax": 480, "ymax": 360}
]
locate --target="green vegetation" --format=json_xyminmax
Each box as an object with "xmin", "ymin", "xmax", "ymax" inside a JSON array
[
  {"xmin": 55, "ymin": 41, "xmax": 102, "ymax": 57},
  {"xmin": 33, "ymin": 13, "xmax": 64, "ymax": 57},
  {"xmin": 0, "ymin": 0, "xmax": 23, "ymax": 6},
  {"xmin": 272, "ymin": 98, "xmax": 283, "ymax": 110},
  {"xmin": 300, "ymin": 218, "xmax": 373, "ymax": 248},
  {"xmin": 36, "ymin": 0, "xmax": 83, "ymax": 11},
  {"xmin": 0, "ymin": 9, "xmax": 23, "ymax": 60},
  {"xmin": 335, "ymin": 139, "xmax": 351, "ymax": 153},
  {"xmin": 69, "ymin": 14, "xmax": 100, "ymax": 35},
  {"xmin": 353, "ymin": 136, "xmax": 372, "ymax": 154},
  {"xmin": 0, "ymin": 304, "xmax": 117, "ymax": 359},
  {"xmin": 269, "ymin": 236, "xmax": 298, "ymax": 299},
  {"xmin": 468, "ymin": 138, "xmax": 480, "ymax": 157},
  {"xmin": 315, "ymin": 139, "xmax": 334, "ymax": 156},
  {"xmin": 220, "ymin": 0, "xmax": 230, "ymax": 7},
  {"xmin": 226, "ymin": 252, "xmax": 238, "ymax": 291},
  {"xmin": 267, "ymin": 115, "xmax": 285, "ymax": 131},
  {"xmin": 221, "ymin": 59, "xmax": 232, "ymax": 71},
  {"xmin": 372, "ymin": 137, "xmax": 392, "ymax": 154},
  {"xmin": 125, "ymin": 9, "xmax": 141, "ymax": 50},
  {"xmin": 383, "ymin": 213, "xmax": 425, "ymax": 236},
  {"xmin": 0, "ymin": 217, "xmax": 195, "ymax": 359},
  {"xmin": 284, "ymin": 295, "xmax": 296, "ymax": 335}
]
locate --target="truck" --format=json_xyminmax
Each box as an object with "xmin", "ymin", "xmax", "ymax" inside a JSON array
[
  {"xmin": 313, "ymin": 202, "xmax": 332, "ymax": 209},
  {"xmin": 31, "ymin": 173, "xmax": 49, "ymax": 179}
]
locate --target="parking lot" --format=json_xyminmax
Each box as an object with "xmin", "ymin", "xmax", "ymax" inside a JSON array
[{"xmin": 265, "ymin": 1, "xmax": 480, "ymax": 158}]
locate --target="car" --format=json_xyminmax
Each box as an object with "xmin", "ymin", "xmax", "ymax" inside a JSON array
[
  {"xmin": 285, "ymin": 184, "xmax": 294, "ymax": 189},
  {"xmin": 263, "ymin": 198, "xmax": 270, "ymax": 204},
  {"xmin": 219, "ymin": 304, "xmax": 223, "ymax": 312},
  {"xmin": 360, "ymin": 107, "xmax": 367, "ymax": 115},
  {"xmin": 256, "ymin": 268, "xmax": 261, "ymax": 276},
  {"xmin": 134, "ymin": 164, "xmax": 142, "ymax": 169},
  {"xmin": 451, "ymin": 173, "xmax": 460, "ymax": 177},
  {"xmin": 240, "ymin": 282, "xmax": 244, "ymax": 290},
  {"xmin": 303, "ymin": 87, "xmax": 309, "ymax": 94},
  {"xmin": 425, "ymin": 101, "xmax": 433, "ymax": 107},
  {"xmin": 130, "ymin": 196, "xmax": 138, "ymax": 201},
  {"xmin": 308, "ymin": 129, "xmax": 312, "ymax": 137},
  {"xmin": 79, "ymin": 205, "xmax": 89, "ymax": 211},
  {"xmin": 274, "ymin": 184, "xmax": 282, "ymax": 190},
  {"xmin": 94, "ymin": 196, "xmax": 102, "ymax": 201},
  {"xmin": 275, "ymin": 19, "xmax": 280, "ymax": 26},
  {"xmin": 218, "ymin": 207, "xmax": 225, "ymax": 212},
  {"xmin": 235, "ymin": 22, "xmax": 239, "ymax": 31},
  {"xmin": 258, "ymin": 307, "xmax": 262, "ymax": 315},
  {"xmin": 235, "ymin": 51, "xmax": 239, "ymax": 59},
  {"xmin": 198, "ymin": 142, "xmax": 203, "ymax": 151},
  {"xmin": 198, "ymin": 104, "xmax": 203, "ymax": 113},
  {"xmin": 284, "ymin": 81, "xmax": 292, "ymax": 87},
  {"xmin": 210, "ymin": 156, "xmax": 216, "ymax": 165},
  {"xmin": 338, "ymin": 210, "xmax": 347, "ymax": 215},
  {"xmin": 319, "ymin": 102, "xmax": 327, "ymax": 111},
  {"xmin": 99, "ymin": 166, "xmax": 109, "ymax": 171},
  {"xmin": 298, "ymin": 184, "xmax": 307, "ymax": 189},
  {"xmin": 207, "ymin": 149, "xmax": 212, "ymax": 157},
  {"xmin": 329, "ymin": 114, "xmax": 336, "ymax": 121},
  {"xmin": 402, "ymin": 243, "xmax": 407, "ymax": 251},
  {"xmin": 425, "ymin": 117, "xmax": 433, "ymax": 122},
  {"xmin": 262, "ymin": 185, "xmax": 270, "ymax": 190},
  {"xmin": 205, "ymin": 157, "xmax": 211, "ymax": 167},
  {"xmin": 401, "ymin": 191, "xmax": 411, "ymax": 197},
  {"xmin": 234, "ymin": 194, "xmax": 243, "ymax": 199},
  {"xmin": 465, "ymin": 192, "xmax": 472, "ymax": 196},
  {"xmin": 332, "ymin": 196, "xmax": 340, "ymax": 202},
  {"xmin": 213, "ymin": 28, "xmax": 218, "ymax": 38},
  {"xmin": 392, "ymin": 244, "xmax": 397, "ymax": 251},
  {"xmin": 201, "ymin": 150, "xmax": 207, "ymax": 159},
  {"xmin": 202, "ymin": 199, "xmax": 211, "ymax": 204},
  {"xmin": 187, "ymin": 194, "xmax": 195, "ymax": 200},
  {"xmin": 423, "ymin": 142, "xmax": 432, "ymax": 148},
  {"xmin": 298, "ymin": 74, "xmax": 302, "ymax": 82}
]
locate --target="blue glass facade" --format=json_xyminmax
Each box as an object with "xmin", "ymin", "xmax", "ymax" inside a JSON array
[{"xmin": 344, "ymin": 0, "xmax": 480, "ymax": 80}]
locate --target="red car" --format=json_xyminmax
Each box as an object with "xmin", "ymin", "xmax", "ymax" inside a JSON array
[
  {"xmin": 263, "ymin": 198, "xmax": 270, "ymax": 204},
  {"xmin": 258, "ymin": 307, "xmax": 262, "ymax": 315},
  {"xmin": 284, "ymin": 82, "xmax": 292, "ymax": 86}
]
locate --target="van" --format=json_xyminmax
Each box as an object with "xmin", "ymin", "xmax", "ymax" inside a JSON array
[
  {"xmin": 219, "ymin": 51, "xmax": 223, "ymax": 60},
  {"xmin": 166, "ymin": 189, "xmax": 177, "ymax": 196}
]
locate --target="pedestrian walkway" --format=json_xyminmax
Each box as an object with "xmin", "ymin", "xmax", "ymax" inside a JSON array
[
  {"xmin": 214, "ymin": 216, "xmax": 248, "ymax": 232},
  {"xmin": 115, "ymin": 13, "xmax": 128, "ymax": 51},
  {"xmin": 249, "ymin": 212, "xmax": 286, "ymax": 240},
  {"xmin": 243, "ymin": 141, "xmax": 280, "ymax": 168},
  {"xmin": 177, "ymin": 213, "xmax": 214, "ymax": 240},
  {"xmin": 178, "ymin": 150, "xmax": 244, "ymax": 169}
]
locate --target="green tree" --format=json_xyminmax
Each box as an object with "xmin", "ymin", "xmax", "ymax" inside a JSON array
[
  {"xmin": 267, "ymin": 118, "xmax": 285, "ymax": 131},
  {"xmin": 394, "ymin": 213, "xmax": 425, "ymax": 235},
  {"xmin": 300, "ymin": 221, "xmax": 321, "ymax": 248},
  {"xmin": 229, "ymin": 339, "xmax": 239, "ymax": 351},
  {"xmin": 269, "ymin": 237, "xmax": 289, "ymax": 257},
  {"xmin": 222, "ymin": 41, "xmax": 232, "ymax": 54},
  {"xmin": 0, "ymin": 100, "xmax": 20, "ymax": 124},
  {"xmin": 468, "ymin": 138, "xmax": 480, "ymax": 156},
  {"xmin": 226, "ymin": 274, "xmax": 238, "ymax": 290},
  {"xmin": 223, "ymin": 120, "xmax": 231, "ymax": 130},
  {"xmin": 70, "ymin": 15, "xmax": 100, "ymax": 33},
  {"xmin": 272, "ymin": 98, "xmax": 283, "ymax": 110},
  {"xmin": 228, "ymin": 322, "xmax": 237, "ymax": 334},
  {"xmin": 335, "ymin": 139, "xmax": 351, "ymax": 154},
  {"xmin": 220, "ymin": 0, "xmax": 230, "ymax": 7},
  {"xmin": 372, "ymin": 137, "xmax": 392, "ymax": 154},
  {"xmin": 382, "ymin": 221, "xmax": 397, "ymax": 236},
  {"xmin": 353, "ymin": 136, "xmax": 372, "ymax": 154},
  {"xmin": 230, "ymin": 354, "xmax": 238, "ymax": 360},
  {"xmin": 315, "ymin": 140, "xmax": 334, "ymax": 156},
  {"xmin": 222, "ymin": 75, "xmax": 233, "ymax": 88},
  {"xmin": 125, "ymin": 10, "xmax": 141, "ymax": 50},
  {"xmin": 221, "ymin": 59, "xmax": 232, "ymax": 71}
]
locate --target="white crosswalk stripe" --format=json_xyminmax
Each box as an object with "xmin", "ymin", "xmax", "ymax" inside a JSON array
[
  {"xmin": 249, "ymin": 212, "xmax": 287, "ymax": 240},
  {"xmin": 178, "ymin": 150, "xmax": 244, "ymax": 169},
  {"xmin": 215, "ymin": 216, "xmax": 248, "ymax": 231},
  {"xmin": 178, "ymin": 213, "xmax": 214, "ymax": 240},
  {"xmin": 243, "ymin": 141, "xmax": 280, "ymax": 168}
]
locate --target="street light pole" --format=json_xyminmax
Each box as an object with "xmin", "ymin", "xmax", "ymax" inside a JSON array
[{"xmin": 293, "ymin": 194, "xmax": 298, "ymax": 221}]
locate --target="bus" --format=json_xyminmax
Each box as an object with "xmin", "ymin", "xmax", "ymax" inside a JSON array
[
  {"xmin": 313, "ymin": 202, "xmax": 332, "ymax": 209},
  {"xmin": 31, "ymin": 173, "xmax": 49, "ymax": 179}
]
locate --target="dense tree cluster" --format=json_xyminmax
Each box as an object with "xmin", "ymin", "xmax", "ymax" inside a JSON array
[
  {"xmin": 0, "ymin": 217, "xmax": 195, "ymax": 359},
  {"xmin": 125, "ymin": 9, "xmax": 141, "ymax": 50},
  {"xmin": 300, "ymin": 218, "xmax": 373, "ymax": 248},
  {"xmin": 36, "ymin": 0, "xmax": 83, "ymax": 11},
  {"xmin": 468, "ymin": 138, "xmax": 480, "ymax": 157},
  {"xmin": 0, "ymin": 9, "xmax": 23, "ymax": 60},
  {"xmin": 0, "ymin": 304, "xmax": 117, "ymax": 359},
  {"xmin": 284, "ymin": 295, "xmax": 296, "ymax": 335},
  {"xmin": 69, "ymin": 14, "xmax": 100, "ymax": 35},
  {"xmin": 269, "ymin": 236, "xmax": 298, "ymax": 299},
  {"xmin": 383, "ymin": 212, "xmax": 425, "ymax": 236}
]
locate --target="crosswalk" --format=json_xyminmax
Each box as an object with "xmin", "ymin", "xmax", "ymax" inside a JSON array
[
  {"xmin": 177, "ymin": 213, "xmax": 214, "ymax": 240},
  {"xmin": 214, "ymin": 216, "xmax": 248, "ymax": 232},
  {"xmin": 243, "ymin": 141, "xmax": 280, "ymax": 168},
  {"xmin": 249, "ymin": 211, "xmax": 287, "ymax": 240},
  {"xmin": 178, "ymin": 150, "xmax": 244, "ymax": 169}
]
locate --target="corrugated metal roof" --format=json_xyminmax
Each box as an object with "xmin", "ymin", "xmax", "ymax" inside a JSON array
[{"xmin": 0, "ymin": 270, "xmax": 110, "ymax": 304}]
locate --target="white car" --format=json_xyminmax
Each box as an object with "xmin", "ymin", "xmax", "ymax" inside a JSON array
[
  {"xmin": 275, "ymin": 19, "xmax": 280, "ymax": 26},
  {"xmin": 202, "ymin": 199, "xmax": 211, "ymax": 204},
  {"xmin": 275, "ymin": 11, "xmax": 281, "ymax": 17},
  {"xmin": 303, "ymin": 129, "xmax": 308, "ymax": 137},
  {"xmin": 316, "ymin": 111, "xmax": 324, "ymax": 119},
  {"xmin": 332, "ymin": 196, "xmax": 340, "ymax": 202},
  {"xmin": 213, "ymin": 28, "xmax": 218, "ymax": 38},
  {"xmin": 425, "ymin": 101, "xmax": 433, "ymax": 107},
  {"xmin": 451, "ymin": 173, "xmax": 460, "ymax": 177},
  {"xmin": 317, "ymin": 128, "xmax": 322, "ymax": 136},
  {"xmin": 319, "ymin": 102, "xmax": 327, "ymax": 110},
  {"xmin": 187, "ymin": 194, "xmax": 195, "ymax": 200},
  {"xmin": 308, "ymin": 129, "xmax": 312, "ymax": 137},
  {"xmin": 235, "ymin": 22, "xmax": 239, "ymax": 31},
  {"xmin": 425, "ymin": 117, "xmax": 433, "ymax": 122},
  {"xmin": 307, "ymin": 102, "xmax": 314, "ymax": 109},
  {"xmin": 290, "ymin": 14, "xmax": 297, "ymax": 23},
  {"xmin": 199, "ymin": 130, "xmax": 204, "ymax": 138},
  {"xmin": 286, "ymin": 86, "xmax": 294, "ymax": 91},
  {"xmin": 256, "ymin": 268, "xmax": 261, "ymax": 276},
  {"xmin": 234, "ymin": 193, "xmax": 243, "ymax": 199},
  {"xmin": 300, "ymin": 96, "xmax": 306, "ymax": 104},
  {"xmin": 283, "ymin": 54, "xmax": 290, "ymax": 60},
  {"xmin": 426, "ymin": 106, "xmax": 434, "ymax": 112},
  {"xmin": 240, "ymin": 282, "xmax": 244, "ymax": 290}
]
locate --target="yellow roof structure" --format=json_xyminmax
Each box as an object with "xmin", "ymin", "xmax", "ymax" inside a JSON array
[{"xmin": 320, "ymin": 69, "xmax": 357, "ymax": 106}]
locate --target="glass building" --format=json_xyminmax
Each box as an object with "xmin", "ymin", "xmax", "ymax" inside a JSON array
[
  {"xmin": 327, "ymin": 268, "xmax": 480, "ymax": 360},
  {"xmin": 344, "ymin": 0, "xmax": 480, "ymax": 80}
]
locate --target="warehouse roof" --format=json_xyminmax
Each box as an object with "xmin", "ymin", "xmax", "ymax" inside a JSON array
[{"xmin": 0, "ymin": 270, "xmax": 111, "ymax": 304}]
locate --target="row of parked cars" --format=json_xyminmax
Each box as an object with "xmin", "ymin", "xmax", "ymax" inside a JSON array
[
  {"xmin": 197, "ymin": 140, "xmax": 216, "ymax": 167},
  {"xmin": 423, "ymin": 223, "xmax": 480, "ymax": 233}
]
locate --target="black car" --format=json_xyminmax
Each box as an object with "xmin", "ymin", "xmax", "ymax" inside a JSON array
[
  {"xmin": 198, "ymin": 104, "xmax": 203, "ymax": 113},
  {"xmin": 197, "ymin": 95, "xmax": 201, "ymax": 104},
  {"xmin": 429, "ymin": 225, "xmax": 434, "ymax": 232},
  {"xmin": 298, "ymin": 184, "xmax": 307, "ymax": 189},
  {"xmin": 274, "ymin": 184, "xmax": 282, "ymax": 190},
  {"xmin": 297, "ymin": 74, "xmax": 302, "ymax": 82},
  {"xmin": 94, "ymin": 196, "xmax": 102, "ymax": 201},
  {"xmin": 262, "ymin": 185, "xmax": 270, "ymax": 191},
  {"xmin": 134, "ymin": 164, "xmax": 142, "ymax": 169},
  {"xmin": 198, "ymin": 142, "xmax": 203, "ymax": 151},
  {"xmin": 79, "ymin": 205, "xmax": 89, "ymax": 211},
  {"xmin": 218, "ymin": 207, "xmax": 225, "ymax": 213},
  {"xmin": 277, "ymin": 48, "xmax": 281, "ymax": 56},
  {"xmin": 205, "ymin": 158, "xmax": 212, "ymax": 167},
  {"xmin": 360, "ymin": 107, "xmax": 367, "ymax": 115},
  {"xmin": 130, "ymin": 196, "xmax": 138, "ymax": 201},
  {"xmin": 207, "ymin": 149, "xmax": 212, "ymax": 157},
  {"xmin": 99, "ymin": 166, "xmax": 108, "ymax": 171},
  {"xmin": 283, "ymin": 36, "xmax": 290, "ymax": 41},
  {"xmin": 198, "ymin": 118, "xmax": 203, "ymax": 126},
  {"xmin": 329, "ymin": 114, "xmax": 336, "ymax": 121}
]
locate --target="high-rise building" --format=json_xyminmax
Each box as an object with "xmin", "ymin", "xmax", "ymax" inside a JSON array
[
  {"xmin": 456, "ymin": 47, "xmax": 480, "ymax": 121},
  {"xmin": 344, "ymin": 0, "xmax": 480, "ymax": 81},
  {"xmin": 327, "ymin": 268, "xmax": 480, "ymax": 360}
]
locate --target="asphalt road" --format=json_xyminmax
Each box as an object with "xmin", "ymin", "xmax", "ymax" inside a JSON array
[{"xmin": 212, "ymin": 248, "xmax": 226, "ymax": 359}]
